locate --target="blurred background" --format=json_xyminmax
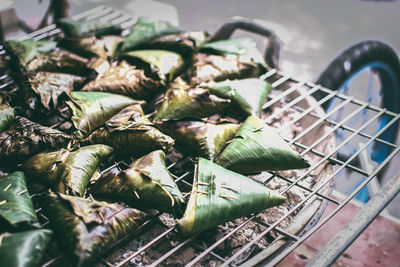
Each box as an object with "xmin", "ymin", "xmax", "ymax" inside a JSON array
[{"xmin": 1, "ymin": 0, "xmax": 399, "ymax": 82}]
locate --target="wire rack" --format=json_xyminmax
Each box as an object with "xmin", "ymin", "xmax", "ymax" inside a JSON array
[{"xmin": 1, "ymin": 5, "xmax": 400, "ymax": 267}]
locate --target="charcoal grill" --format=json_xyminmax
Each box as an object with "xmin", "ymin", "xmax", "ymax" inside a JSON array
[{"xmin": 1, "ymin": 5, "xmax": 399, "ymax": 267}]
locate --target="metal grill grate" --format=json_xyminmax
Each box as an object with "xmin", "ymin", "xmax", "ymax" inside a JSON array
[{"xmin": 1, "ymin": 5, "xmax": 399, "ymax": 267}]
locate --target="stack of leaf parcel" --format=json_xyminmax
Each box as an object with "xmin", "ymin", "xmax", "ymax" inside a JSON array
[{"xmin": 0, "ymin": 15, "xmax": 310, "ymax": 266}]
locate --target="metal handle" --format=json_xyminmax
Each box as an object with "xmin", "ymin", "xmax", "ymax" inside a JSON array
[{"xmin": 210, "ymin": 20, "xmax": 282, "ymax": 69}]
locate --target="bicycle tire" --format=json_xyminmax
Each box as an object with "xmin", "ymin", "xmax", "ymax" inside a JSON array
[{"xmin": 314, "ymin": 40, "xmax": 400, "ymax": 198}]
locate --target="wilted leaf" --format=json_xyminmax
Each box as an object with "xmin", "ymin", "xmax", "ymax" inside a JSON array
[
  {"xmin": 23, "ymin": 145, "xmax": 113, "ymax": 196},
  {"xmin": 160, "ymin": 119, "xmax": 240, "ymax": 160},
  {"xmin": 0, "ymin": 116, "xmax": 76, "ymax": 167},
  {"xmin": 39, "ymin": 191, "xmax": 147, "ymax": 267},
  {"xmin": 57, "ymin": 16, "xmax": 122, "ymax": 38},
  {"xmin": 84, "ymin": 104, "xmax": 174, "ymax": 157},
  {"xmin": 90, "ymin": 150, "xmax": 185, "ymax": 216}
]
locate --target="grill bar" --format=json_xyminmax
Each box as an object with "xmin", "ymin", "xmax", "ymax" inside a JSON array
[{"xmin": 220, "ymin": 112, "xmax": 400, "ymax": 267}]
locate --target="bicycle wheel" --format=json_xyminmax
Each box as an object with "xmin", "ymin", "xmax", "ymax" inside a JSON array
[{"xmin": 314, "ymin": 40, "xmax": 400, "ymax": 202}]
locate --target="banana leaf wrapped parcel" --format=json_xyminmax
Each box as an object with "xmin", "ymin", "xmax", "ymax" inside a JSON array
[
  {"xmin": 216, "ymin": 115, "xmax": 310, "ymax": 174},
  {"xmin": 120, "ymin": 17, "xmax": 181, "ymax": 52},
  {"xmin": 177, "ymin": 158, "xmax": 285, "ymax": 236},
  {"xmin": 153, "ymin": 78, "xmax": 231, "ymax": 122},
  {"xmin": 0, "ymin": 116, "xmax": 76, "ymax": 166},
  {"xmin": 23, "ymin": 144, "xmax": 113, "ymax": 196},
  {"xmin": 25, "ymin": 49, "xmax": 92, "ymax": 75},
  {"xmin": 160, "ymin": 119, "xmax": 240, "ymax": 160},
  {"xmin": 121, "ymin": 50, "xmax": 185, "ymax": 83},
  {"xmin": 201, "ymin": 78, "xmax": 272, "ymax": 118},
  {"xmin": 81, "ymin": 63, "xmax": 163, "ymax": 100},
  {"xmin": 58, "ymin": 35, "xmax": 124, "ymax": 59},
  {"xmin": 0, "ymin": 171, "xmax": 40, "ymax": 231},
  {"xmin": 90, "ymin": 150, "xmax": 185, "ymax": 216},
  {"xmin": 0, "ymin": 229, "xmax": 53, "ymax": 267},
  {"xmin": 146, "ymin": 31, "xmax": 208, "ymax": 56},
  {"xmin": 190, "ymin": 37, "xmax": 267, "ymax": 85},
  {"xmin": 84, "ymin": 104, "xmax": 174, "ymax": 156},
  {"xmin": 65, "ymin": 91, "xmax": 144, "ymax": 137},
  {"xmin": 23, "ymin": 72, "xmax": 84, "ymax": 111},
  {"xmin": 39, "ymin": 191, "xmax": 147, "ymax": 267},
  {"xmin": 5, "ymin": 40, "xmax": 57, "ymax": 68},
  {"xmin": 0, "ymin": 96, "xmax": 15, "ymax": 132},
  {"xmin": 57, "ymin": 16, "xmax": 122, "ymax": 38}
]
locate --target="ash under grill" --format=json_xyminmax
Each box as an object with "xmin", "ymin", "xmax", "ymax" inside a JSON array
[{"xmin": 1, "ymin": 5, "xmax": 399, "ymax": 267}]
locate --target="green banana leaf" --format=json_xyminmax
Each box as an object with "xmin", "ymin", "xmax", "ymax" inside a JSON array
[
  {"xmin": 121, "ymin": 50, "xmax": 185, "ymax": 83},
  {"xmin": 24, "ymin": 72, "xmax": 84, "ymax": 111},
  {"xmin": 58, "ymin": 35, "xmax": 124, "ymax": 59},
  {"xmin": 81, "ymin": 63, "xmax": 163, "ymax": 100},
  {"xmin": 160, "ymin": 119, "xmax": 240, "ymax": 160},
  {"xmin": 120, "ymin": 17, "xmax": 181, "ymax": 52},
  {"xmin": 146, "ymin": 31, "xmax": 208, "ymax": 56},
  {"xmin": 90, "ymin": 150, "xmax": 185, "ymax": 216},
  {"xmin": 83, "ymin": 104, "xmax": 174, "ymax": 157},
  {"xmin": 200, "ymin": 37, "xmax": 266, "ymax": 67},
  {"xmin": 0, "ymin": 96, "xmax": 15, "ymax": 132},
  {"xmin": 0, "ymin": 171, "xmax": 40, "ymax": 231},
  {"xmin": 215, "ymin": 115, "xmax": 310, "ymax": 174},
  {"xmin": 201, "ymin": 78, "xmax": 272, "ymax": 118},
  {"xmin": 0, "ymin": 229, "xmax": 53, "ymax": 267},
  {"xmin": 65, "ymin": 91, "xmax": 144, "ymax": 137},
  {"xmin": 25, "ymin": 49, "xmax": 92, "ymax": 75},
  {"xmin": 0, "ymin": 116, "xmax": 76, "ymax": 167},
  {"xmin": 23, "ymin": 144, "xmax": 113, "ymax": 196},
  {"xmin": 153, "ymin": 78, "xmax": 231, "ymax": 122},
  {"xmin": 57, "ymin": 17, "xmax": 122, "ymax": 38},
  {"xmin": 177, "ymin": 158, "xmax": 285, "ymax": 236},
  {"xmin": 39, "ymin": 191, "xmax": 147, "ymax": 267},
  {"xmin": 5, "ymin": 40, "xmax": 57, "ymax": 67}
]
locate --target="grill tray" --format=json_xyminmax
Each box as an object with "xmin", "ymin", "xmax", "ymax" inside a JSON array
[{"xmin": 1, "ymin": 5, "xmax": 399, "ymax": 267}]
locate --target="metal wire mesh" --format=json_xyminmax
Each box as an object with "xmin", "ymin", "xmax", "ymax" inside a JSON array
[{"xmin": 1, "ymin": 5, "xmax": 399, "ymax": 267}]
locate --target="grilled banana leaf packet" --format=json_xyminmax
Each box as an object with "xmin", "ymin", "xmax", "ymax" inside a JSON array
[
  {"xmin": 190, "ymin": 37, "xmax": 267, "ymax": 85},
  {"xmin": 160, "ymin": 119, "xmax": 240, "ymax": 160},
  {"xmin": 23, "ymin": 144, "xmax": 113, "ymax": 196},
  {"xmin": 84, "ymin": 104, "xmax": 174, "ymax": 157},
  {"xmin": 39, "ymin": 191, "xmax": 147, "ymax": 267},
  {"xmin": 5, "ymin": 40, "xmax": 57, "ymax": 69},
  {"xmin": 0, "ymin": 171, "xmax": 40, "ymax": 231},
  {"xmin": 153, "ymin": 78, "xmax": 231, "ymax": 122},
  {"xmin": 90, "ymin": 150, "xmax": 185, "ymax": 217},
  {"xmin": 120, "ymin": 17, "xmax": 181, "ymax": 52},
  {"xmin": 57, "ymin": 16, "xmax": 122, "ymax": 38},
  {"xmin": 25, "ymin": 48, "xmax": 92, "ymax": 75},
  {"xmin": 178, "ymin": 158, "xmax": 285, "ymax": 236},
  {"xmin": 146, "ymin": 31, "xmax": 209, "ymax": 57},
  {"xmin": 0, "ymin": 116, "xmax": 76, "ymax": 167},
  {"xmin": 200, "ymin": 78, "xmax": 272, "ymax": 118},
  {"xmin": 216, "ymin": 115, "xmax": 310, "ymax": 174},
  {"xmin": 81, "ymin": 63, "xmax": 163, "ymax": 100},
  {"xmin": 0, "ymin": 229, "xmax": 53, "ymax": 267},
  {"xmin": 65, "ymin": 91, "xmax": 144, "ymax": 137},
  {"xmin": 58, "ymin": 35, "xmax": 124, "ymax": 59},
  {"xmin": 23, "ymin": 71, "xmax": 85, "ymax": 112},
  {"xmin": 121, "ymin": 49, "xmax": 185, "ymax": 84},
  {"xmin": 0, "ymin": 96, "xmax": 15, "ymax": 132}
]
